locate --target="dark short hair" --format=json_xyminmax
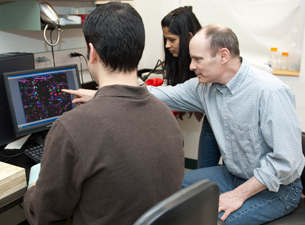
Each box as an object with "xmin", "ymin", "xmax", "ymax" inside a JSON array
[
  {"xmin": 83, "ymin": 2, "xmax": 145, "ymax": 72},
  {"xmin": 204, "ymin": 24, "xmax": 240, "ymax": 58},
  {"xmin": 161, "ymin": 7, "xmax": 201, "ymax": 86}
]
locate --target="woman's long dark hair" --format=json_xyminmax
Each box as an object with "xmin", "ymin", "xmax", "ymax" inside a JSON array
[
  {"xmin": 161, "ymin": 7, "xmax": 202, "ymax": 120},
  {"xmin": 161, "ymin": 7, "xmax": 201, "ymax": 86}
]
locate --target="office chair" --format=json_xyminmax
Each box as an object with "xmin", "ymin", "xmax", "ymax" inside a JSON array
[
  {"xmin": 264, "ymin": 132, "xmax": 305, "ymax": 225},
  {"xmin": 133, "ymin": 179, "xmax": 226, "ymax": 225}
]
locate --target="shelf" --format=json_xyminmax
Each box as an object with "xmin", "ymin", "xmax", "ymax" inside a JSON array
[
  {"xmin": 41, "ymin": 23, "xmax": 84, "ymax": 30},
  {"xmin": 272, "ymin": 69, "xmax": 300, "ymax": 77},
  {"xmin": 0, "ymin": 1, "xmax": 92, "ymax": 31},
  {"xmin": 58, "ymin": 24, "xmax": 83, "ymax": 29}
]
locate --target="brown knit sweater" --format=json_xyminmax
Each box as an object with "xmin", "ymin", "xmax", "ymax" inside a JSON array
[{"xmin": 24, "ymin": 84, "xmax": 184, "ymax": 225}]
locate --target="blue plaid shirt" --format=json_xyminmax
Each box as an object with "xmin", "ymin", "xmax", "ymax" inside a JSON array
[{"xmin": 147, "ymin": 58, "xmax": 305, "ymax": 192}]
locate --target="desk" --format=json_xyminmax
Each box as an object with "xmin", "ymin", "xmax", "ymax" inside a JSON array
[{"xmin": 0, "ymin": 142, "xmax": 35, "ymax": 214}]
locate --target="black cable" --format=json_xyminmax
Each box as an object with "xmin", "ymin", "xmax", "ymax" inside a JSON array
[
  {"xmin": 142, "ymin": 59, "xmax": 163, "ymax": 81},
  {"xmin": 1, "ymin": 149, "xmax": 26, "ymax": 163},
  {"xmin": 80, "ymin": 54, "xmax": 88, "ymax": 65},
  {"xmin": 79, "ymin": 57, "xmax": 84, "ymax": 84},
  {"xmin": 70, "ymin": 52, "xmax": 88, "ymax": 65},
  {"xmin": 50, "ymin": 28, "xmax": 56, "ymax": 67},
  {"xmin": 79, "ymin": 54, "xmax": 93, "ymax": 82},
  {"xmin": 70, "ymin": 52, "xmax": 95, "ymax": 83},
  {"xmin": 0, "ymin": 134, "xmax": 38, "ymax": 162}
]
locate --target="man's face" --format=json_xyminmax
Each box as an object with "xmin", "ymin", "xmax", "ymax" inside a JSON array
[{"xmin": 189, "ymin": 34, "xmax": 223, "ymax": 84}]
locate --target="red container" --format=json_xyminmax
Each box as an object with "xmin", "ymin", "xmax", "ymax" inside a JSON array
[{"xmin": 77, "ymin": 14, "xmax": 89, "ymax": 24}]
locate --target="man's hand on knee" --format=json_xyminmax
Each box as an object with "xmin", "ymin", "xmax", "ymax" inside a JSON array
[
  {"xmin": 218, "ymin": 176, "xmax": 267, "ymax": 222},
  {"xmin": 218, "ymin": 190, "xmax": 244, "ymax": 221}
]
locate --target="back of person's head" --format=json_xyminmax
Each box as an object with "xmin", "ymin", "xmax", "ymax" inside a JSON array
[
  {"xmin": 161, "ymin": 7, "xmax": 201, "ymax": 86},
  {"xmin": 83, "ymin": 2, "xmax": 145, "ymax": 73},
  {"xmin": 203, "ymin": 24, "xmax": 240, "ymax": 58}
]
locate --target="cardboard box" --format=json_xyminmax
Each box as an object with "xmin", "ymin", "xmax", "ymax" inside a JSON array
[{"xmin": 0, "ymin": 162, "xmax": 26, "ymax": 208}]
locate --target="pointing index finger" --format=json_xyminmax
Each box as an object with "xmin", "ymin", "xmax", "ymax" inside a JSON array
[{"xmin": 61, "ymin": 89, "xmax": 77, "ymax": 95}]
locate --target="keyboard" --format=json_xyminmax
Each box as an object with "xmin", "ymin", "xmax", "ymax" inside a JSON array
[{"xmin": 24, "ymin": 144, "xmax": 44, "ymax": 163}]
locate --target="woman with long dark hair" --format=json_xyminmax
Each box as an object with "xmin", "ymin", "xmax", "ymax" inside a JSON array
[{"xmin": 161, "ymin": 7, "xmax": 220, "ymax": 168}]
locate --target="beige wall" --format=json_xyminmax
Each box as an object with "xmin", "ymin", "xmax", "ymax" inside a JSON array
[{"xmin": 0, "ymin": 0, "xmax": 304, "ymax": 161}]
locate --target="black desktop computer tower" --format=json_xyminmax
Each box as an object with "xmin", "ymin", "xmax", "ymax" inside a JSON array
[{"xmin": 0, "ymin": 52, "xmax": 35, "ymax": 147}]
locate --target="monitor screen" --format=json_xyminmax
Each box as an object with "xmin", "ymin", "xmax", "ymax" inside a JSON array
[{"xmin": 3, "ymin": 64, "xmax": 81, "ymax": 137}]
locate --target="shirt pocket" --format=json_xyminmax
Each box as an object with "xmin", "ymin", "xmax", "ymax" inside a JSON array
[{"xmin": 231, "ymin": 122, "xmax": 261, "ymax": 156}]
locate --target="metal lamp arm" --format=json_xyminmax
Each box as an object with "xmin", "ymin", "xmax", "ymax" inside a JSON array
[{"xmin": 43, "ymin": 25, "xmax": 61, "ymax": 47}]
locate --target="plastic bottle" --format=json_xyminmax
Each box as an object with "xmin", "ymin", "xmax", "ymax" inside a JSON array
[
  {"xmin": 280, "ymin": 52, "xmax": 289, "ymax": 70},
  {"xmin": 288, "ymin": 52, "xmax": 301, "ymax": 71},
  {"xmin": 268, "ymin": 47, "xmax": 279, "ymax": 70}
]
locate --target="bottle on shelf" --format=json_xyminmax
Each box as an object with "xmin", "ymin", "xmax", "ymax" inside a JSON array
[
  {"xmin": 288, "ymin": 52, "xmax": 301, "ymax": 71},
  {"xmin": 280, "ymin": 52, "xmax": 289, "ymax": 70},
  {"xmin": 268, "ymin": 47, "xmax": 279, "ymax": 70}
]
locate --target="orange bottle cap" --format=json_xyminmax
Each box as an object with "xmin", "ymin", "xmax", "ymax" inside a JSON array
[
  {"xmin": 282, "ymin": 52, "xmax": 289, "ymax": 56},
  {"xmin": 271, "ymin": 47, "xmax": 278, "ymax": 51}
]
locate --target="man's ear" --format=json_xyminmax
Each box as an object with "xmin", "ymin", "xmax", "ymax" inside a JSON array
[
  {"xmin": 219, "ymin": 48, "xmax": 230, "ymax": 64},
  {"xmin": 88, "ymin": 43, "xmax": 98, "ymax": 64}
]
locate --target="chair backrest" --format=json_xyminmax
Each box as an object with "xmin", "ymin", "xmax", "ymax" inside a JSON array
[{"xmin": 133, "ymin": 179, "xmax": 220, "ymax": 225}]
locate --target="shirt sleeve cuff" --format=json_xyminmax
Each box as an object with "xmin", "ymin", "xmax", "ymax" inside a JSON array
[
  {"xmin": 253, "ymin": 168, "xmax": 280, "ymax": 192},
  {"xmin": 28, "ymin": 163, "xmax": 41, "ymax": 189}
]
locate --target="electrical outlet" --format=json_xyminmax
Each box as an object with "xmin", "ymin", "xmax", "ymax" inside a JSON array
[
  {"xmin": 34, "ymin": 48, "xmax": 92, "ymax": 83},
  {"xmin": 34, "ymin": 48, "xmax": 88, "ymax": 70}
]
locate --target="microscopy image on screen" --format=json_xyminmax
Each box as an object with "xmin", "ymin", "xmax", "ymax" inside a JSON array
[{"xmin": 18, "ymin": 72, "xmax": 72, "ymax": 123}]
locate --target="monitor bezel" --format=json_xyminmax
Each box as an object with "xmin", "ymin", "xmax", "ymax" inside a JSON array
[{"xmin": 3, "ymin": 64, "xmax": 81, "ymax": 138}]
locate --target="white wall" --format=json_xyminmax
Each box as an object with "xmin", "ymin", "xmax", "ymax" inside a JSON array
[
  {"xmin": 134, "ymin": 0, "xmax": 179, "ymax": 69},
  {"xmin": 0, "ymin": 0, "xmax": 304, "ymax": 161},
  {"xmin": 177, "ymin": 0, "xmax": 305, "ymax": 131},
  {"xmin": 136, "ymin": 0, "xmax": 305, "ymax": 160},
  {"xmin": 0, "ymin": 29, "xmax": 86, "ymax": 53}
]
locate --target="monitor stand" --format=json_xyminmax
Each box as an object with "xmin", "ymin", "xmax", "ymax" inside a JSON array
[{"xmin": 28, "ymin": 130, "xmax": 49, "ymax": 146}]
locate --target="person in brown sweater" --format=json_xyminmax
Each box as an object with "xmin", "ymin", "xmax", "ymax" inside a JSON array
[{"xmin": 23, "ymin": 2, "xmax": 185, "ymax": 225}]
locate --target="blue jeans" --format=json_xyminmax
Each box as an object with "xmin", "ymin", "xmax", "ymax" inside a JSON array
[
  {"xmin": 182, "ymin": 166, "xmax": 303, "ymax": 225},
  {"xmin": 198, "ymin": 117, "xmax": 221, "ymax": 168}
]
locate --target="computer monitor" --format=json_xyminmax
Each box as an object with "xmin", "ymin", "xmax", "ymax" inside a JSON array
[{"xmin": 3, "ymin": 64, "xmax": 81, "ymax": 138}]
